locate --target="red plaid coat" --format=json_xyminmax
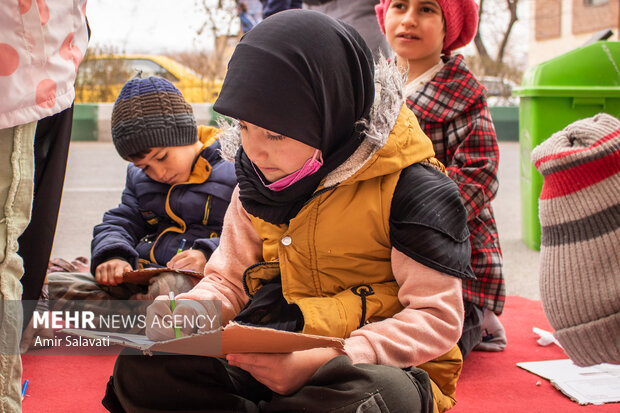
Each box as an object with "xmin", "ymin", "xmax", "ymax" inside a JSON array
[{"xmin": 406, "ymin": 55, "xmax": 505, "ymax": 314}]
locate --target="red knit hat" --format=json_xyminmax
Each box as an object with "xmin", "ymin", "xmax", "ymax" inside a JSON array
[{"xmin": 375, "ymin": 0, "xmax": 479, "ymax": 55}]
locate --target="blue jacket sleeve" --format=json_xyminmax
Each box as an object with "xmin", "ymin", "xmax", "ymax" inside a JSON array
[{"xmin": 90, "ymin": 166, "xmax": 149, "ymax": 274}]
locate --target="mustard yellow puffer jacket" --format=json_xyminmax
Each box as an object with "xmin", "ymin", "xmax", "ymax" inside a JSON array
[{"xmin": 243, "ymin": 105, "xmax": 462, "ymax": 412}]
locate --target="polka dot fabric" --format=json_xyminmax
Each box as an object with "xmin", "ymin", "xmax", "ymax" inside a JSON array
[{"xmin": 0, "ymin": 0, "xmax": 89, "ymax": 129}]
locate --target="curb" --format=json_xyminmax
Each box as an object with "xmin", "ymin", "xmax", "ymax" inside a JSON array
[
  {"xmin": 71, "ymin": 104, "xmax": 520, "ymax": 142},
  {"xmin": 71, "ymin": 103, "xmax": 219, "ymax": 142}
]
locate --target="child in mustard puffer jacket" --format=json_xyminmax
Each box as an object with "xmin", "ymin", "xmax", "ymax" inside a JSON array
[{"xmin": 103, "ymin": 10, "xmax": 473, "ymax": 413}]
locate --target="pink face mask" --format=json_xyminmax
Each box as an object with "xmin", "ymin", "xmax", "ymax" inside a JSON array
[{"xmin": 253, "ymin": 149, "xmax": 323, "ymax": 191}]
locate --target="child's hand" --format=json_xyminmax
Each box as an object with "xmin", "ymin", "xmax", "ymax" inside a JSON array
[
  {"xmin": 95, "ymin": 259, "xmax": 131, "ymax": 286},
  {"xmin": 226, "ymin": 347, "xmax": 342, "ymax": 395},
  {"xmin": 166, "ymin": 249, "xmax": 207, "ymax": 273},
  {"xmin": 145, "ymin": 297, "xmax": 220, "ymax": 341}
]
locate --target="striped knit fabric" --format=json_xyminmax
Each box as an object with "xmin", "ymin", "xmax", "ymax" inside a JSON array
[
  {"xmin": 532, "ymin": 112, "xmax": 620, "ymax": 367},
  {"xmin": 111, "ymin": 76, "xmax": 197, "ymax": 159}
]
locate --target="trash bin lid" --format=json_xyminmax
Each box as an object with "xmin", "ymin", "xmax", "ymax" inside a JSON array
[{"xmin": 514, "ymin": 41, "xmax": 620, "ymax": 97}]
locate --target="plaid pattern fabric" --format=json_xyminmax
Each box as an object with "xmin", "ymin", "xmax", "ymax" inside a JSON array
[{"xmin": 406, "ymin": 55, "xmax": 505, "ymax": 314}]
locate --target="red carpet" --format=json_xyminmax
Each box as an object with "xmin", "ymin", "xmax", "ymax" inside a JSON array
[
  {"xmin": 452, "ymin": 296, "xmax": 616, "ymax": 412},
  {"xmin": 21, "ymin": 296, "xmax": 617, "ymax": 412}
]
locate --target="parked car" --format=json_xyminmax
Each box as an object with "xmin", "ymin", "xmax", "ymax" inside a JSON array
[
  {"xmin": 479, "ymin": 76, "xmax": 519, "ymax": 106},
  {"xmin": 75, "ymin": 55, "xmax": 222, "ymax": 103}
]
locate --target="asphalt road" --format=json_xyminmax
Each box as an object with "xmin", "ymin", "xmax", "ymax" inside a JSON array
[{"xmin": 50, "ymin": 141, "xmax": 541, "ymax": 300}]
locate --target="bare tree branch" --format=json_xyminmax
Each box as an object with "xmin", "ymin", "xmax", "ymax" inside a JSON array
[
  {"xmin": 472, "ymin": 0, "xmax": 521, "ymax": 80},
  {"xmin": 192, "ymin": 0, "xmax": 239, "ymax": 81},
  {"xmin": 474, "ymin": 0, "xmax": 491, "ymax": 62},
  {"xmin": 496, "ymin": 0, "xmax": 518, "ymax": 64}
]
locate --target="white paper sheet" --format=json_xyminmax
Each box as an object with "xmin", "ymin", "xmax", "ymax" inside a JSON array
[{"xmin": 517, "ymin": 359, "xmax": 620, "ymax": 405}]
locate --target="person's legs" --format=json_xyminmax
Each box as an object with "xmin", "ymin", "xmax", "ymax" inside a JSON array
[
  {"xmin": 41, "ymin": 271, "xmax": 195, "ymax": 340},
  {"xmin": 47, "ymin": 271, "xmax": 143, "ymax": 303},
  {"xmin": 19, "ymin": 107, "xmax": 74, "ymax": 327},
  {"xmin": 45, "ymin": 271, "xmax": 148, "ymax": 333},
  {"xmin": 304, "ymin": 0, "xmax": 392, "ymax": 59},
  {"xmin": 103, "ymin": 349, "xmax": 271, "ymax": 412},
  {"xmin": 261, "ymin": 355, "xmax": 433, "ymax": 413},
  {"xmin": 104, "ymin": 351, "xmax": 433, "ymax": 413},
  {"xmin": 457, "ymin": 300, "xmax": 484, "ymax": 359},
  {"xmin": 48, "ymin": 271, "xmax": 196, "ymax": 304},
  {"xmin": 129, "ymin": 272, "xmax": 197, "ymax": 301},
  {"xmin": 473, "ymin": 308, "xmax": 507, "ymax": 352},
  {"xmin": 0, "ymin": 121, "xmax": 36, "ymax": 412}
]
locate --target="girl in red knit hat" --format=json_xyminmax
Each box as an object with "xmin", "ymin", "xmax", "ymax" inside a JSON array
[{"xmin": 376, "ymin": 0, "xmax": 507, "ymax": 359}]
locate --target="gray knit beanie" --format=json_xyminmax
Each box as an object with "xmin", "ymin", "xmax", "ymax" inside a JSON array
[
  {"xmin": 532, "ymin": 112, "xmax": 620, "ymax": 367},
  {"xmin": 111, "ymin": 76, "xmax": 197, "ymax": 159}
]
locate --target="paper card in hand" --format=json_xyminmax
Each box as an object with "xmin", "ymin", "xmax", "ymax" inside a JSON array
[{"xmin": 62, "ymin": 322, "xmax": 344, "ymax": 357}]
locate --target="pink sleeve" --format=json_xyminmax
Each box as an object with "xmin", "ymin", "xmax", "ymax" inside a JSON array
[
  {"xmin": 344, "ymin": 248, "xmax": 464, "ymax": 367},
  {"xmin": 177, "ymin": 187, "xmax": 262, "ymax": 324}
]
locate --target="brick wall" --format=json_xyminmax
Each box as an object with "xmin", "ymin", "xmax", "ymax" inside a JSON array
[
  {"xmin": 535, "ymin": 0, "xmax": 562, "ymax": 40},
  {"xmin": 572, "ymin": 0, "xmax": 618, "ymax": 34}
]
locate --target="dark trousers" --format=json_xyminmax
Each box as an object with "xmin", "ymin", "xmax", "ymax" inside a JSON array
[
  {"xmin": 457, "ymin": 301, "xmax": 484, "ymax": 360},
  {"xmin": 102, "ymin": 350, "xmax": 434, "ymax": 413},
  {"xmin": 19, "ymin": 106, "xmax": 74, "ymax": 327}
]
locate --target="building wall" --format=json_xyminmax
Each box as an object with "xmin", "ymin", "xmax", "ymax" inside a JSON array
[
  {"xmin": 534, "ymin": 0, "xmax": 562, "ymax": 40},
  {"xmin": 529, "ymin": 0, "xmax": 619, "ymax": 67},
  {"xmin": 573, "ymin": 0, "xmax": 618, "ymax": 34}
]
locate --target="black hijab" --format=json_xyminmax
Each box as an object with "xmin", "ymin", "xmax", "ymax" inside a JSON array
[{"xmin": 213, "ymin": 9, "xmax": 374, "ymax": 225}]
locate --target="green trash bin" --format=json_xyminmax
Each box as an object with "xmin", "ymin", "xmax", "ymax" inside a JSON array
[
  {"xmin": 70, "ymin": 103, "xmax": 98, "ymax": 141},
  {"xmin": 514, "ymin": 41, "xmax": 620, "ymax": 250},
  {"xmin": 489, "ymin": 106, "xmax": 519, "ymax": 141}
]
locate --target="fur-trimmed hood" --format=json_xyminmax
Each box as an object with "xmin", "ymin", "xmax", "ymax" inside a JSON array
[{"xmin": 217, "ymin": 57, "xmax": 439, "ymax": 187}]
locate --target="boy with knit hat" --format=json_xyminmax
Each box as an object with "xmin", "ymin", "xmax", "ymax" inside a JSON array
[
  {"xmin": 45, "ymin": 76, "xmax": 236, "ymax": 317},
  {"xmin": 376, "ymin": 0, "xmax": 506, "ymax": 358},
  {"xmin": 532, "ymin": 113, "xmax": 620, "ymax": 367}
]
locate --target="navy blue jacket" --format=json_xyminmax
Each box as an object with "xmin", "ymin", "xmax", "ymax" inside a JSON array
[
  {"xmin": 90, "ymin": 132, "xmax": 236, "ymax": 274},
  {"xmin": 261, "ymin": 0, "xmax": 302, "ymax": 19}
]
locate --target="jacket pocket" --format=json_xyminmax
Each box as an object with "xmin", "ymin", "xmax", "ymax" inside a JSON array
[{"xmin": 242, "ymin": 261, "xmax": 281, "ymax": 297}]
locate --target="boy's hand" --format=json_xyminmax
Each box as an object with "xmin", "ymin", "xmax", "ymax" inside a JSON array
[
  {"xmin": 95, "ymin": 259, "xmax": 131, "ymax": 286},
  {"xmin": 166, "ymin": 249, "xmax": 207, "ymax": 273},
  {"xmin": 226, "ymin": 347, "xmax": 342, "ymax": 395}
]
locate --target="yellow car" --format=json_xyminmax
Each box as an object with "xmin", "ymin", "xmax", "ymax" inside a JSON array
[{"xmin": 75, "ymin": 55, "xmax": 222, "ymax": 103}]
